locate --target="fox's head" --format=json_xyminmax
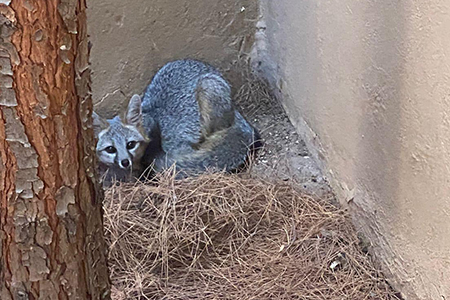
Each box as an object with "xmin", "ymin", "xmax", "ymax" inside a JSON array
[{"xmin": 93, "ymin": 94, "xmax": 148, "ymax": 173}]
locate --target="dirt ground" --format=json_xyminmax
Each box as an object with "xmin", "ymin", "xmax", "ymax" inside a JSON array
[{"xmin": 234, "ymin": 65, "xmax": 331, "ymax": 199}]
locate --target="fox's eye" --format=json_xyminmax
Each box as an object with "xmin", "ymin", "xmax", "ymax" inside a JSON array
[
  {"xmin": 105, "ymin": 146, "xmax": 116, "ymax": 154},
  {"xmin": 126, "ymin": 141, "xmax": 138, "ymax": 150}
]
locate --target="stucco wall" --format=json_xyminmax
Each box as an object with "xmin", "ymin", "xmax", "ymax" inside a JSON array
[
  {"xmin": 257, "ymin": 1, "xmax": 450, "ymax": 299},
  {"xmin": 87, "ymin": 0, "xmax": 257, "ymax": 117}
]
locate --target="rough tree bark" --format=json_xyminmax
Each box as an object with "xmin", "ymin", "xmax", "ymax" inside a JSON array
[{"xmin": 0, "ymin": 1, "xmax": 110, "ymax": 299}]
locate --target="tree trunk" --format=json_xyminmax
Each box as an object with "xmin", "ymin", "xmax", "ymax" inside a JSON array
[{"xmin": 0, "ymin": 1, "xmax": 110, "ymax": 299}]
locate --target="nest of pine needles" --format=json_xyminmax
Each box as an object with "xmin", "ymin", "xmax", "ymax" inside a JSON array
[{"xmin": 103, "ymin": 170, "xmax": 400, "ymax": 300}]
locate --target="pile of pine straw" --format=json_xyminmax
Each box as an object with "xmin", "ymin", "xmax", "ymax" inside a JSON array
[{"xmin": 103, "ymin": 170, "xmax": 400, "ymax": 300}]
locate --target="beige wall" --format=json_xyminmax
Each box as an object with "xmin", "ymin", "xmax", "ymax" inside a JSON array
[
  {"xmin": 257, "ymin": 1, "xmax": 450, "ymax": 299},
  {"xmin": 87, "ymin": 0, "xmax": 257, "ymax": 117}
]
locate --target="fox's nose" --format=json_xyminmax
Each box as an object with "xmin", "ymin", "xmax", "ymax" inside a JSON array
[{"xmin": 120, "ymin": 159, "xmax": 130, "ymax": 169}]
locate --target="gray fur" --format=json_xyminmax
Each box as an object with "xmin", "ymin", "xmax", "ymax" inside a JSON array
[
  {"xmin": 93, "ymin": 97, "xmax": 148, "ymax": 186},
  {"xmin": 126, "ymin": 94, "xmax": 142, "ymax": 126},
  {"xmin": 141, "ymin": 59, "xmax": 261, "ymax": 177},
  {"xmin": 93, "ymin": 59, "xmax": 261, "ymax": 184}
]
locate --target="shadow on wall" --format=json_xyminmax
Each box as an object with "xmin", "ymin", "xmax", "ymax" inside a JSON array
[
  {"xmin": 358, "ymin": 0, "xmax": 405, "ymax": 216},
  {"xmin": 356, "ymin": 0, "xmax": 405, "ymax": 270},
  {"xmin": 358, "ymin": 2, "xmax": 450, "ymax": 299},
  {"xmin": 255, "ymin": 0, "xmax": 324, "ymax": 167},
  {"xmin": 356, "ymin": 1, "xmax": 405, "ymax": 244}
]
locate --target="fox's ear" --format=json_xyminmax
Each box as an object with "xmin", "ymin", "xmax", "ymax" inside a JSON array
[
  {"xmin": 126, "ymin": 94, "xmax": 142, "ymax": 126},
  {"xmin": 92, "ymin": 111, "xmax": 108, "ymax": 137}
]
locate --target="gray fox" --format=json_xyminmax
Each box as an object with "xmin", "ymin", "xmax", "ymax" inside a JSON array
[
  {"xmin": 92, "ymin": 95, "xmax": 149, "ymax": 184},
  {"xmin": 93, "ymin": 59, "xmax": 261, "ymax": 183}
]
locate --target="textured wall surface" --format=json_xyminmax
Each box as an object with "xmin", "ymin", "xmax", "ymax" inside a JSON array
[
  {"xmin": 87, "ymin": 0, "xmax": 257, "ymax": 117},
  {"xmin": 257, "ymin": 1, "xmax": 450, "ymax": 299}
]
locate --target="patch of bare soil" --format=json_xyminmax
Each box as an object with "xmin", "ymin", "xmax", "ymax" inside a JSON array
[{"xmin": 235, "ymin": 65, "xmax": 331, "ymax": 199}]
